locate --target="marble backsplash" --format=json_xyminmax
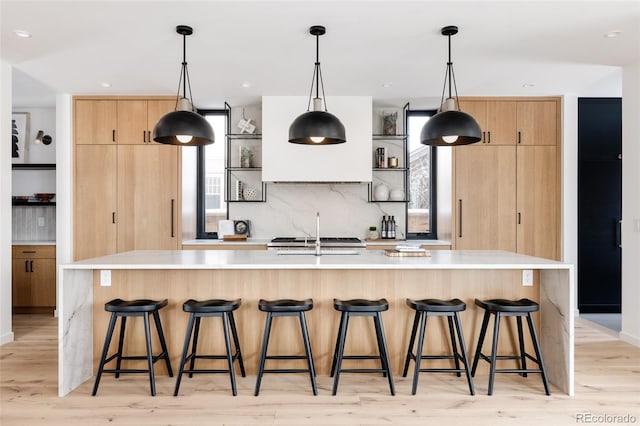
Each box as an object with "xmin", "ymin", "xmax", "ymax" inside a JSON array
[
  {"xmin": 228, "ymin": 183, "xmax": 406, "ymax": 239},
  {"xmin": 12, "ymin": 206, "xmax": 56, "ymax": 241}
]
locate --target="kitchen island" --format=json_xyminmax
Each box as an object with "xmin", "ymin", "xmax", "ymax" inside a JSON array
[{"xmin": 58, "ymin": 249, "xmax": 573, "ymax": 396}]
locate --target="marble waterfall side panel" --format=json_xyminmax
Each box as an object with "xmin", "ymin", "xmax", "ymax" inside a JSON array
[{"xmin": 59, "ymin": 268, "xmax": 93, "ymax": 397}]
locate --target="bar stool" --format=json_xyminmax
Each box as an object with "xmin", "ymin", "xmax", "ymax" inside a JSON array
[
  {"xmin": 92, "ymin": 298, "xmax": 173, "ymax": 396},
  {"xmin": 330, "ymin": 298, "xmax": 395, "ymax": 396},
  {"xmin": 471, "ymin": 298, "xmax": 550, "ymax": 395},
  {"xmin": 254, "ymin": 299, "xmax": 317, "ymax": 396},
  {"xmin": 173, "ymin": 299, "xmax": 246, "ymax": 396},
  {"xmin": 402, "ymin": 298, "xmax": 475, "ymax": 395}
]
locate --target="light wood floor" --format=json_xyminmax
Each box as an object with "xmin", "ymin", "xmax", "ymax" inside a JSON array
[{"xmin": 1, "ymin": 315, "xmax": 639, "ymax": 425}]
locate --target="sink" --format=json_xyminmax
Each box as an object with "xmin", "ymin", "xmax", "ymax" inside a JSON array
[{"xmin": 276, "ymin": 249, "xmax": 360, "ymax": 256}]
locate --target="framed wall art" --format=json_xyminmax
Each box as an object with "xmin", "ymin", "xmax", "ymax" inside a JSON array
[{"xmin": 11, "ymin": 112, "xmax": 30, "ymax": 164}]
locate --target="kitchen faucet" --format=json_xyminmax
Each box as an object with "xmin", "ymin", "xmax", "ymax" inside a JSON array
[{"xmin": 315, "ymin": 212, "xmax": 321, "ymax": 256}]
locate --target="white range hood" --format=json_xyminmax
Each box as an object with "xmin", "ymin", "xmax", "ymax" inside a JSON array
[{"xmin": 262, "ymin": 96, "xmax": 372, "ymax": 182}]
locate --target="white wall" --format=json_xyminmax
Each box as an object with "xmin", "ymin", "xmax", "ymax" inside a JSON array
[
  {"xmin": 621, "ymin": 60, "xmax": 640, "ymax": 346},
  {"xmin": 1, "ymin": 61, "xmax": 15, "ymax": 345},
  {"xmin": 562, "ymin": 95, "xmax": 578, "ymax": 314}
]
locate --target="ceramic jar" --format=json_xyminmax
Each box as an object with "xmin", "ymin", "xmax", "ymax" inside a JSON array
[{"xmin": 374, "ymin": 184, "xmax": 389, "ymax": 201}]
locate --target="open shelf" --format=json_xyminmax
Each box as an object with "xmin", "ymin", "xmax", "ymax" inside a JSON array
[{"xmin": 12, "ymin": 163, "xmax": 56, "ymax": 170}]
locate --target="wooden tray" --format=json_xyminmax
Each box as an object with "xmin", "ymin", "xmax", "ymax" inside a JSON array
[
  {"xmin": 384, "ymin": 249, "xmax": 431, "ymax": 257},
  {"xmin": 222, "ymin": 234, "xmax": 248, "ymax": 241}
]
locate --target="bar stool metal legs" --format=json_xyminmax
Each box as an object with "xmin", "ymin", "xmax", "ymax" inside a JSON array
[
  {"xmin": 330, "ymin": 298, "xmax": 395, "ymax": 396},
  {"xmin": 471, "ymin": 298, "xmax": 551, "ymax": 395},
  {"xmin": 254, "ymin": 299, "xmax": 317, "ymax": 396},
  {"xmin": 174, "ymin": 299, "xmax": 245, "ymax": 396},
  {"xmin": 402, "ymin": 298, "xmax": 474, "ymax": 395},
  {"xmin": 92, "ymin": 299, "xmax": 173, "ymax": 396}
]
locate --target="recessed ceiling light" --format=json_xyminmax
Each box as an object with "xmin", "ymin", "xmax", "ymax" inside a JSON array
[
  {"xmin": 100, "ymin": 82, "xmax": 112, "ymax": 88},
  {"xmin": 241, "ymin": 82, "xmax": 251, "ymax": 88},
  {"xmin": 522, "ymin": 83, "xmax": 536, "ymax": 88},
  {"xmin": 14, "ymin": 30, "xmax": 32, "ymax": 38},
  {"xmin": 382, "ymin": 83, "xmax": 393, "ymax": 88},
  {"xmin": 604, "ymin": 30, "xmax": 622, "ymax": 38}
]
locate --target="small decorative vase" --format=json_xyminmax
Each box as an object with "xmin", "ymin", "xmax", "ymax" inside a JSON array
[
  {"xmin": 390, "ymin": 189, "xmax": 404, "ymax": 201},
  {"xmin": 374, "ymin": 184, "xmax": 389, "ymax": 201},
  {"xmin": 367, "ymin": 230, "xmax": 379, "ymax": 240},
  {"xmin": 242, "ymin": 187, "xmax": 258, "ymax": 201}
]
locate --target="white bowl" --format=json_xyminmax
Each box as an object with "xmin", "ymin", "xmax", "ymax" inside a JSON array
[{"xmin": 389, "ymin": 189, "xmax": 404, "ymax": 201}]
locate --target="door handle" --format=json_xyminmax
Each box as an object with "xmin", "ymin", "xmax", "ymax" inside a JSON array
[
  {"xmin": 22, "ymin": 250, "xmax": 36, "ymax": 254},
  {"xmin": 30, "ymin": 260, "xmax": 34, "ymax": 273},
  {"xmin": 615, "ymin": 219, "xmax": 622, "ymax": 248},
  {"xmin": 112, "ymin": 212, "xmax": 116, "ymax": 224},
  {"xmin": 518, "ymin": 212, "xmax": 521, "ymax": 224},
  {"xmin": 143, "ymin": 130, "xmax": 147, "ymax": 143},
  {"xmin": 112, "ymin": 130, "xmax": 116, "ymax": 142},
  {"xmin": 25, "ymin": 260, "xmax": 29, "ymax": 273},
  {"xmin": 171, "ymin": 199, "xmax": 175, "ymax": 238},
  {"xmin": 517, "ymin": 131, "xmax": 522, "ymax": 144},
  {"xmin": 458, "ymin": 199, "xmax": 463, "ymax": 238},
  {"xmin": 482, "ymin": 131, "xmax": 486, "ymax": 143},
  {"xmin": 487, "ymin": 131, "xmax": 491, "ymax": 144}
]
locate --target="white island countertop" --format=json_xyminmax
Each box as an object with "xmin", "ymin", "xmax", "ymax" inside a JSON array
[{"xmin": 63, "ymin": 249, "xmax": 571, "ymax": 271}]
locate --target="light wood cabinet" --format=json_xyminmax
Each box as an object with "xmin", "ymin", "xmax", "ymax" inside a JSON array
[
  {"xmin": 12, "ymin": 245, "xmax": 56, "ymax": 314},
  {"xmin": 74, "ymin": 97, "xmax": 180, "ymax": 261},
  {"xmin": 454, "ymin": 145, "xmax": 516, "ymax": 250},
  {"xmin": 517, "ymin": 146, "xmax": 558, "ymax": 258},
  {"xmin": 74, "ymin": 98, "xmax": 175, "ymax": 145},
  {"xmin": 453, "ymin": 97, "xmax": 560, "ymax": 260}
]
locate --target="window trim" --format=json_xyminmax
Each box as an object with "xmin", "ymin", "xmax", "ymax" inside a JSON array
[
  {"xmin": 406, "ymin": 109, "xmax": 438, "ymax": 240},
  {"xmin": 196, "ymin": 108, "xmax": 229, "ymax": 239}
]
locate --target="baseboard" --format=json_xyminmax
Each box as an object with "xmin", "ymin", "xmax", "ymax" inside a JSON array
[
  {"xmin": 620, "ymin": 331, "xmax": 640, "ymax": 347},
  {"xmin": 0, "ymin": 331, "xmax": 15, "ymax": 346}
]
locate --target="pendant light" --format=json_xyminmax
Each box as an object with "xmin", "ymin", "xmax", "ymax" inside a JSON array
[
  {"xmin": 153, "ymin": 25, "xmax": 214, "ymax": 146},
  {"xmin": 289, "ymin": 25, "xmax": 346, "ymax": 145},
  {"xmin": 420, "ymin": 26, "xmax": 481, "ymax": 146}
]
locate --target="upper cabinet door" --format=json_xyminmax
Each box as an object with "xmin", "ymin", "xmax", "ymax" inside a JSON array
[
  {"xmin": 75, "ymin": 100, "xmax": 117, "ymax": 145},
  {"xmin": 117, "ymin": 100, "xmax": 148, "ymax": 144},
  {"xmin": 486, "ymin": 101, "xmax": 517, "ymax": 145},
  {"xmin": 517, "ymin": 101, "xmax": 557, "ymax": 146},
  {"xmin": 147, "ymin": 100, "xmax": 176, "ymax": 145},
  {"xmin": 458, "ymin": 101, "xmax": 487, "ymax": 143}
]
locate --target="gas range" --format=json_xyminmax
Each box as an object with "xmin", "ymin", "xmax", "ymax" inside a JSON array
[{"xmin": 268, "ymin": 237, "xmax": 366, "ymax": 248}]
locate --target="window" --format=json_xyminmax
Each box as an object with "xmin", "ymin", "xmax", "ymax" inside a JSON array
[
  {"xmin": 407, "ymin": 110, "xmax": 437, "ymax": 239},
  {"xmin": 197, "ymin": 110, "xmax": 228, "ymax": 238}
]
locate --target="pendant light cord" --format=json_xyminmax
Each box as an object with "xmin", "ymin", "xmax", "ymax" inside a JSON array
[
  {"xmin": 174, "ymin": 31, "xmax": 195, "ymax": 111},
  {"xmin": 305, "ymin": 31, "xmax": 328, "ymax": 112},
  {"xmin": 438, "ymin": 32, "xmax": 461, "ymax": 112}
]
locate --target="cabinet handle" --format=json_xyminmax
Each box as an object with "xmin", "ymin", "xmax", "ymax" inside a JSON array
[
  {"xmin": 22, "ymin": 250, "xmax": 36, "ymax": 254},
  {"xmin": 458, "ymin": 199, "xmax": 463, "ymax": 238},
  {"xmin": 171, "ymin": 199, "xmax": 175, "ymax": 238},
  {"xmin": 517, "ymin": 131, "xmax": 521, "ymax": 144},
  {"xmin": 25, "ymin": 260, "xmax": 29, "ymax": 273},
  {"xmin": 30, "ymin": 260, "xmax": 34, "ymax": 273},
  {"xmin": 487, "ymin": 131, "xmax": 491, "ymax": 144},
  {"xmin": 615, "ymin": 219, "xmax": 622, "ymax": 248},
  {"xmin": 518, "ymin": 212, "xmax": 522, "ymax": 224},
  {"xmin": 148, "ymin": 131, "xmax": 152, "ymax": 143},
  {"xmin": 112, "ymin": 212, "xmax": 116, "ymax": 224},
  {"xmin": 112, "ymin": 130, "xmax": 116, "ymax": 142},
  {"xmin": 143, "ymin": 130, "xmax": 147, "ymax": 143},
  {"xmin": 482, "ymin": 131, "xmax": 486, "ymax": 143}
]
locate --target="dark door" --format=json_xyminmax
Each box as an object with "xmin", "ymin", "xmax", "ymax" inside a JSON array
[{"xmin": 578, "ymin": 98, "xmax": 622, "ymax": 313}]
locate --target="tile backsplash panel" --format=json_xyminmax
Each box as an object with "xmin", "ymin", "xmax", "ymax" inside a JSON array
[{"xmin": 12, "ymin": 206, "xmax": 56, "ymax": 241}]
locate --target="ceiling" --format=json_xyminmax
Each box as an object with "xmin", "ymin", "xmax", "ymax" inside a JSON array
[{"xmin": 2, "ymin": 1, "xmax": 639, "ymax": 108}]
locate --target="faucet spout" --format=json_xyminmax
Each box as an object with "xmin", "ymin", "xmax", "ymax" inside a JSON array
[{"xmin": 315, "ymin": 212, "xmax": 321, "ymax": 256}]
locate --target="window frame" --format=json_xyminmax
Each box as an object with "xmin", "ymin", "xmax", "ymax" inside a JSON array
[
  {"xmin": 196, "ymin": 108, "xmax": 229, "ymax": 239},
  {"xmin": 406, "ymin": 109, "xmax": 438, "ymax": 240}
]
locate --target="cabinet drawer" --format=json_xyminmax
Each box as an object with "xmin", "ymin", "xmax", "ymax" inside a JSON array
[{"xmin": 12, "ymin": 245, "xmax": 56, "ymax": 259}]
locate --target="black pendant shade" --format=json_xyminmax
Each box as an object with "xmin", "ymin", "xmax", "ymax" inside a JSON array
[
  {"xmin": 420, "ymin": 26, "xmax": 481, "ymax": 146},
  {"xmin": 153, "ymin": 25, "xmax": 214, "ymax": 146},
  {"xmin": 289, "ymin": 110, "xmax": 346, "ymax": 145},
  {"xmin": 420, "ymin": 110, "xmax": 481, "ymax": 146},
  {"xmin": 289, "ymin": 25, "xmax": 346, "ymax": 145}
]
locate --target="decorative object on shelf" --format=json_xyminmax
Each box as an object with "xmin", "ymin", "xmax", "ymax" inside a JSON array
[
  {"xmin": 237, "ymin": 108, "xmax": 257, "ymax": 134},
  {"xmin": 390, "ymin": 189, "xmax": 404, "ymax": 201},
  {"xmin": 374, "ymin": 184, "xmax": 390, "ymax": 201},
  {"xmin": 11, "ymin": 112, "xmax": 29, "ymax": 164},
  {"xmin": 233, "ymin": 219, "xmax": 251, "ymax": 236},
  {"xmin": 420, "ymin": 26, "xmax": 481, "ymax": 146},
  {"xmin": 152, "ymin": 25, "xmax": 214, "ymax": 146},
  {"xmin": 387, "ymin": 156, "xmax": 398, "ymax": 168},
  {"xmin": 382, "ymin": 111, "xmax": 397, "ymax": 135},
  {"xmin": 236, "ymin": 180, "xmax": 244, "ymax": 200},
  {"xmin": 34, "ymin": 130, "xmax": 53, "ymax": 145},
  {"xmin": 239, "ymin": 146, "xmax": 254, "ymax": 168},
  {"xmin": 375, "ymin": 147, "xmax": 387, "ymax": 168},
  {"xmin": 367, "ymin": 226, "xmax": 379, "ymax": 240},
  {"xmin": 242, "ymin": 186, "xmax": 258, "ymax": 201},
  {"xmin": 288, "ymin": 25, "xmax": 346, "ymax": 145}
]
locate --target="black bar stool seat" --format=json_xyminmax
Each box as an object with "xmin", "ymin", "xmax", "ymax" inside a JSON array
[
  {"xmin": 254, "ymin": 298, "xmax": 317, "ymax": 396},
  {"xmin": 174, "ymin": 298, "xmax": 246, "ymax": 396},
  {"xmin": 93, "ymin": 298, "xmax": 173, "ymax": 396},
  {"xmin": 330, "ymin": 298, "xmax": 395, "ymax": 396},
  {"xmin": 471, "ymin": 298, "xmax": 550, "ymax": 395},
  {"xmin": 402, "ymin": 298, "xmax": 475, "ymax": 395}
]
